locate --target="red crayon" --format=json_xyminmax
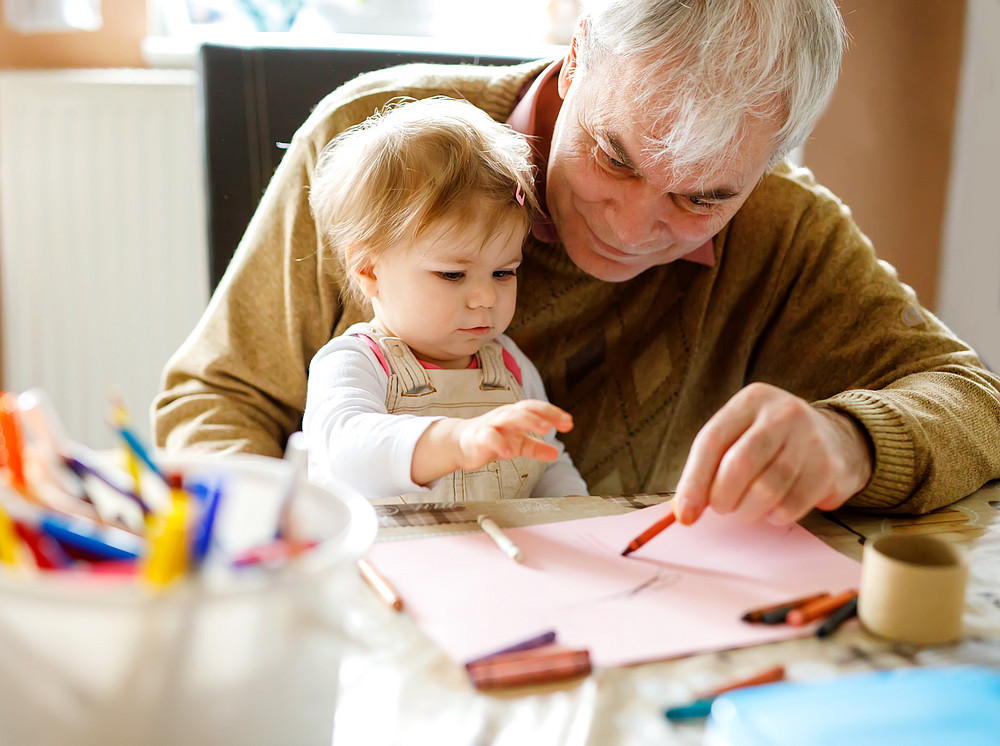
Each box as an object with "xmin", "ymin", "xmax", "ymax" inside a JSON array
[
  {"xmin": 466, "ymin": 645, "xmax": 591, "ymax": 690},
  {"xmin": 621, "ymin": 510, "xmax": 678, "ymax": 557}
]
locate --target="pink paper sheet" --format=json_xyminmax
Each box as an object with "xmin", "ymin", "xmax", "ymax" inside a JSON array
[{"xmin": 366, "ymin": 503, "xmax": 861, "ymax": 667}]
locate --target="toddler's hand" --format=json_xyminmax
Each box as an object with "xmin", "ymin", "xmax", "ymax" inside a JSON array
[{"xmin": 452, "ymin": 399, "xmax": 573, "ymax": 470}]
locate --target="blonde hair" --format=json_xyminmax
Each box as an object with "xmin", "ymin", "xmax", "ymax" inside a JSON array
[
  {"xmin": 310, "ymin": 97, "xmax": 538, "ymax": 305},
  {"xmin": 578, "ymin": 0, "xmax": 845, "ymax": 180}
]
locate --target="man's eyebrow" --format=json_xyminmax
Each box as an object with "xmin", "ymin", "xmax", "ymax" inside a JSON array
[
  {"xmin": 605, "ymin": 133, "xmax": 640, "ymax": 171},
  {"xmin": 606, "ymin": 130, "xmax": 742, "ymax": 201},
  {"xmin": 680, "ymin": 185, "xmax": 742, "ymax": 202}
]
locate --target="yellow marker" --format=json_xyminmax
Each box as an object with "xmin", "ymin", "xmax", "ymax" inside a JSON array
[
  {"xmin": 0, "ymin": 502, "xmax": 22, "ymax": 566},
  {"xmin": 142, "ymin": 473, "xmax": 190, "ymax": 586}
]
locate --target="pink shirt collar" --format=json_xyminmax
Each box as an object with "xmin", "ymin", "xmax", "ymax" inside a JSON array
[{"xmin": 506, "ymin": 60, "xmax": 715, "ymax": 268}]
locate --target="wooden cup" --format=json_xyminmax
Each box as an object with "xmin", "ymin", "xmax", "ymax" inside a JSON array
[{"xmin": 858, "ymin": 534, "xmax": 968, "ymax": 645}]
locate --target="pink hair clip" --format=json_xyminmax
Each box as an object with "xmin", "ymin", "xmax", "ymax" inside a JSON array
[{"xmin": 515, "ymin": 183, "xmax": 525, "ymax": 206}]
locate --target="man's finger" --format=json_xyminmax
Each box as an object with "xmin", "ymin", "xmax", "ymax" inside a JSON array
[
  {"xmin": 674, "ymin": 390, "xmax": 765, "ymax": 523},
  {"xmin": 710, "ymin": 421, "xmax": 785, "ymax": 514},
  {"xmin": 730, "ymin": 446, "xmax": 802, "ymax": 523}
]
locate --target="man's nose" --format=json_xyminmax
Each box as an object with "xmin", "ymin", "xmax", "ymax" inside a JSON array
[{"xmin": 604, "ymin": 183, "xmax": 670, "ymax": 250}]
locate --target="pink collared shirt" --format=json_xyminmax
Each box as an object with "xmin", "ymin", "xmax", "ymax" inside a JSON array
[{"xmin": 506, "ymin": 59, "xmax": 715, "ymax": 267}]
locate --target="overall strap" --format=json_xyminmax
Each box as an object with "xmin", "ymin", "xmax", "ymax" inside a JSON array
[
  {"xmin": 477, "ymin": 341, "xmax": 508, "ymax": 390},
  {"xmin": 379, "ymin": 336, "xmax": 434, "ymax": 395}
]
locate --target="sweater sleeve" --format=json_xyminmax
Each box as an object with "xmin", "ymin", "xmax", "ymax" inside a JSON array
[
  {"xmin": 744, "ymin": 173, "xmax": 1000, "ymax": 514},
  {"xmin": 498, "ymin": 337, "xmax": 590, "ymax": 497},
  {"xmin": 151, "ymin": 124, "xmax": 337, "ymax": 458},
  {"xmin": 302, "ymin": 334, "xmax": 440, "ymax": 498}
]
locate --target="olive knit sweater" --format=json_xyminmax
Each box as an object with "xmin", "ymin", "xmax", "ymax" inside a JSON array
[{"xmin": 154, "ymin": 60, "xmax": 1000, "ymax": 513}]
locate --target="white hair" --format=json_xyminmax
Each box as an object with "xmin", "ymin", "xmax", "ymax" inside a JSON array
[{"xmin": 577, "ymin": 0, "xmax": 845, "ymax": 178}]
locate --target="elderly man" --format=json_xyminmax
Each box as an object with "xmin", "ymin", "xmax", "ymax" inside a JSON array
[{"xmin": 155, "ymin": 0, "xmax": 1000, "ymax": 524}]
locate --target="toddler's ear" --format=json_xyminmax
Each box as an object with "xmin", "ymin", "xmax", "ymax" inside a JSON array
[{"xmin": 351, "ymin": 262, "xmax": 379, "ymax": 299}]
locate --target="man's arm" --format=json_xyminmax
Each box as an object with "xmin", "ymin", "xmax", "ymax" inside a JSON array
[
  {"xmin": 676, "ymin": 166, "xmax": 1000, "ymax": 522},
  {"xmin": 153, "ymin": 128, "xmax": 341, "ymax": 458}
]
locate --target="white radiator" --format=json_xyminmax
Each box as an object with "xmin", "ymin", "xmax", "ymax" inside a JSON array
[{"xmin": 0, "ymin": 69, "xmax": 209, "ymax": 449}]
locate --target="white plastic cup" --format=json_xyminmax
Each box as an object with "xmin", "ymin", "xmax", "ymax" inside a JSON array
[
  {"xmin": 858, "ymin": 534, "xmax": 968, "ymax": 645},
  {"xmin": 0, "ymin": 455, "xmax": 377, "ymax": 746}
]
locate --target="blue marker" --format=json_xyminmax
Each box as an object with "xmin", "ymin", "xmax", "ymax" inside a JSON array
[
  {"xmin": 189, "ymin": 480, "xmax": 224, "ymax": 567},
  {"xmin": 114, "ymin": 424, "xmax": 166, "ymax": 483},
  {"xmin": 39, "ymin": 512, "xmax": 145, "ymax": 561}
]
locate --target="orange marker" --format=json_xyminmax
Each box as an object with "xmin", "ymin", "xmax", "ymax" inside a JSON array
[
  {"xmin": 621, "ymin": 509, "xmax": 677, "ymax": 556},
  {"xmin": 786, "ymin": 589, "xmax": 859, "ymax": 626},
  {"xmin": 0, "ymin": 393, "xmax": 26, "ymax": 494}
]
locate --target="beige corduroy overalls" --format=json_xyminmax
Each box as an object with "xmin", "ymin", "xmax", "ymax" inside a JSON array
[{"xmin": 359, "ymin": 327, "xmax": 545, "ymax": 502}]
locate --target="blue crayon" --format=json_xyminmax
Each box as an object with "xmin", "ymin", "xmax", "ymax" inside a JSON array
[{"xmin": 664, "ymin": 697, "xmax": 715, "ymax": 721}]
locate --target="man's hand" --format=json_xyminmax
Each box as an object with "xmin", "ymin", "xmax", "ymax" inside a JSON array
[
  {"xmin": 412, "ymin": 400, "xmax": 573, "ymax": 486},
  {"xmin": 673, "ymin": 383, "xmax": 873, "ymax": 526}
]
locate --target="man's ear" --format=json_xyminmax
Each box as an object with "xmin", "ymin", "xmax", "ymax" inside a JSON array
[{"xmin": 558, "ymin": 18, "xmax": 586, "ymax": 99}]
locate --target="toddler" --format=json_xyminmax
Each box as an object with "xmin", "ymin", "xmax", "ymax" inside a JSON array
[{"xmin": 303, "ymin": 97, "xmax": 587, "ymax": 501}]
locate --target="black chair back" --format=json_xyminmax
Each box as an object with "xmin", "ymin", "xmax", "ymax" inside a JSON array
[{"xmin": 197, "ymin": 42, "xmax": 534, "ymax": 291}]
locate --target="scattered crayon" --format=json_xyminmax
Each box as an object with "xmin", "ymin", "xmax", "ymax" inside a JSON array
[
  {"xmin": 465, "ymin": 630, "xmax": 558, "ymax": 667},
  {"xmin": 787, "ymin": 589, "xmax": 859, "ymax": 626},
  {"xmin": 358, "ymin": 557, "xmax": 404, "ymax": 611},
  {"xmin": 815, "ymin": 596, "xmax": 859, "ymax": 638},
  {"xmin": 664, "ymin": 665, "xmax": 787, "ymax": 721},
  {"xmin": 466, "ymin": 645, "xmax": 592, "ymax": 690},
  {"xmin": 742, "ymin": 592, "xmax": 831, "ymax": 624}
]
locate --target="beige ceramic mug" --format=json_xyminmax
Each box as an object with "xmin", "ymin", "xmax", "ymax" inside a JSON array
[{"xmin": 858, "ymin": 534, "xmax": 968, "ymax": 645}]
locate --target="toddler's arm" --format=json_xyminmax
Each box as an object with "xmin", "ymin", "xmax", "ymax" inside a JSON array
[{"xmin": 411, "ymin": 400, "xmax": 573, "ymax": 486}]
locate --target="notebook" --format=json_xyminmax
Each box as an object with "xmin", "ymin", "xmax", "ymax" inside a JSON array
[{"xmin": 705, "ymin": 666, "xmax": 1000, "ymax": 746}]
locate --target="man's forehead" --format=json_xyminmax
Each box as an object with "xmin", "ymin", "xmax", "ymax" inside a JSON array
[{"xmin": 580, "ymin": 74, "xmax": 775, "ymax": 195}]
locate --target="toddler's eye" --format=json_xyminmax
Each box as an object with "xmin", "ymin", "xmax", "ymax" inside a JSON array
[
  {"xmin": 493, "ymin": 269, "xmax": 517, "ymax": 280},
  {"xmin": 435, "ymin": 271, "xmax": 465, "ymax": 281}
]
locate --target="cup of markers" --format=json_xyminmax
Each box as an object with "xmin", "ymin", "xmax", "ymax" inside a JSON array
[{"xmin": 0, "ymin": 389, "xmax": 378, "ymax": 746}]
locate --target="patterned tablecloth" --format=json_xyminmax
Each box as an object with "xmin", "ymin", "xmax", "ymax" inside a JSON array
[{"xmin": 332, "ymin": 483, "xmax": 1000, "ymax": 746}]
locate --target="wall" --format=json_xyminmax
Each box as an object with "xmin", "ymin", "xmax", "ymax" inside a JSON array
[
  {"xmin": 0, "ymin": 0, "xmax": 146, "ymax": 68},
  {"xmin": 0, "ymin": 0, "xmax": 148, "ymax": 383},
  {"xmin": 937, "ymin": 0, "xmax": 1000, "ymax": 369},
  {"xmin": 806, "ymin": 0, "xmax": 966, "ymax": 310}
]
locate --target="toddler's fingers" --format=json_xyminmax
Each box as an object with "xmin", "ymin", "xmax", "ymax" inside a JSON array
[
  {"xmin": 518, "ymin": 437, "xmax": 559, "ymax": 462},
  {"xmin": 517, "ymin": 400, "xmax": 574, "ymax": 432}
]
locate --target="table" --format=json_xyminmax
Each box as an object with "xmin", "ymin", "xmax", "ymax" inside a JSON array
[{"xmin": 330, "ymin": 482, "xmax": 1000, "ymax": 745}]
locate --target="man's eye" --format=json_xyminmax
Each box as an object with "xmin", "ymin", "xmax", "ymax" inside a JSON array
[
  {"xmin": 493, "ymin": 269, "xmax": 517, "ymax": 280},
  {"xmin": 435, "ymin": 271, "xmax": 464, "ymax": 281},
  {"xmin": 596, "ymin": 146, "xmax": 628, "ymax": 171},
  {"xmin": 605, "ymin": 153, "xmax": 627, "ymax": 169},
  {"xmin": 687, "ymin": 195, "xmax": 717, "ymax": 210}
]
